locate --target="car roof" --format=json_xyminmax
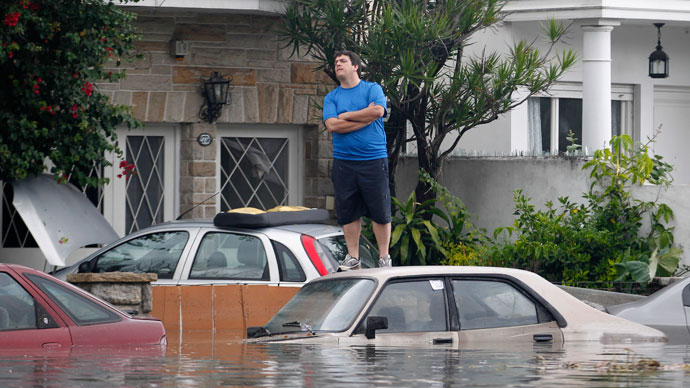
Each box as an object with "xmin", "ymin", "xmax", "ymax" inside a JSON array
[
  {"xmin": 316, "ymin": 265, "xmax": 550, "ymax": 282},
  {"xmin": 0, "ymin": 263, "xmax": 41, "ymax": 273},
  {"xmin": 122, "ymin": 219, "xmax": 343, "ymax": 236}
]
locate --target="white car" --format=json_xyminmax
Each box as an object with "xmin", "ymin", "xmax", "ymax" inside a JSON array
[
  {"xmin": 51, "ymin": 211, "xmax": 382, "ymax": 332},
  {"xmin": 247, "ymin": 266, "xmax": 667, "ymax": 346},
  {"xmin": 53, "ymin": 210, "xmax": 380, "ymax": 286}
]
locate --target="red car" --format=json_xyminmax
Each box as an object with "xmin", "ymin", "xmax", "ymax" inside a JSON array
[{"xmin": 0, "ymin": 264, "xmax": 166, "ymax": 349}]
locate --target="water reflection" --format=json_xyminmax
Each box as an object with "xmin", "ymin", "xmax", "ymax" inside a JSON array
[{"xmin": 2, "ymin": 332, "xmax": 690, "ymax": 387}]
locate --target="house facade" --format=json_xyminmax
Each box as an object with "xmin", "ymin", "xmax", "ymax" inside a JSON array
[
  {"xmin": 457, "ymin": 0, "xmax": 690, "ymax": 184},
  {"xmin": 2, "ymin": 0, "xmax": 690, "ymax": 268},
  {"xmin": 1, "ymin": 0, "xmax": 335, "ymax": 269}
]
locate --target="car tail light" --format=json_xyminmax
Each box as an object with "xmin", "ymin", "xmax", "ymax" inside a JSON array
[{"xmin": 300, "ymin": 234, "xmax": 329, "ymax": 276}]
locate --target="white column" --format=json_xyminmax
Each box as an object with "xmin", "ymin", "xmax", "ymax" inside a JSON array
[{"xmin": 581, "ymin": 24, "xmax": 615, "ymax": 154}]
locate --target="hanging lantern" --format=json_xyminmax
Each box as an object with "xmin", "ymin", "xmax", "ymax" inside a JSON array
[{"xmin": 648, "ymin": 23, "xmax": 669, "ymax": 79}]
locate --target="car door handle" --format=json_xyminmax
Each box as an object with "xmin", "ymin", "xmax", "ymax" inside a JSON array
[
  {"xmin": 42, "ymin": 342, "xmax": 63, "ymax": 349},
  {"xmin": 433, "ymin": 338, "xmax": 453, "ymax": 345},
  {"xmin": 533, "ymin": 334, "xmax": 553, "ymax": 343}
]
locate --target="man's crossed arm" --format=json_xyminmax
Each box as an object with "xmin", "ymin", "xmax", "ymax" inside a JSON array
[{"xmin": 325, "ymin": 103, "xmax": 385, "ymax": 134}]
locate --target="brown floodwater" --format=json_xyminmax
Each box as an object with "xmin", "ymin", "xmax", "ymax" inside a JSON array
[{"xmin": 1, "ymin": 331, "xmax": 690, "ymax": 387}]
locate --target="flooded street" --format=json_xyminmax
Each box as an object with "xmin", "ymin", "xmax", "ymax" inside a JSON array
[{"xmin": 2, "ymin": 332, "xmax": 690, "ymax": 387}]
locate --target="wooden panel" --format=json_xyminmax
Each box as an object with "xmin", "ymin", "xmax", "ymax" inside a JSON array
[
  {"xmin": 151, "ymin": 286, "xmax": 180, "ymax": 332},
  {"xmin": 151, "ymin": 284, "xmax": 299, "ymax": 335},
  {"xmin": 180, "ymin": 286, "xmax": 214, "ymax": 331},
  {"xmin": 212, "ymin": 285, "xmax": 246, "ymax": 332},
  {"xmin": 242, "ymin": 285, "xmax": 299, "ymax": 327}
]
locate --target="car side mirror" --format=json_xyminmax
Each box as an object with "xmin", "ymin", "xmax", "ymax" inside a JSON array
[
  {"xmin": 78, "ymin": 260, "xmax": 95, "ymax": 273},
  {"xmin": 365, "ymin": 316, "xmax": 388, "ymax": 339},
  {"xmin": 247, "ymin": 326, "xmax": 271, "ymax": 339}
]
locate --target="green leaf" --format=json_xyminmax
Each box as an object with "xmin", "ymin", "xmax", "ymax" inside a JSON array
[
  {"xmin": 648, "ymin": 248, "xmax": 659, "ymax": 280},
  {"xmin": 627, "ymin": 261, "xmax": 652, "ymax": 284},
  {"xmin": 391, "ymin": 224, "xmax": 406, "ymax": 246},
  {"xmin": 657, "ymin": 247, "xmax": 682, "ymax": 276},
  {"xmin": 400, "ymin": 234, "xmax": 410, "ymax": 265},
  {"xmin": 411, "ymin": 228, "xmax": 424, "ymax": 256}
]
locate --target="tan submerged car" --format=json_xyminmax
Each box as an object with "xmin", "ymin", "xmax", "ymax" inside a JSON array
[{"xmin": 247, "ymin": 266, "xmax": 667, "ymax": 346}]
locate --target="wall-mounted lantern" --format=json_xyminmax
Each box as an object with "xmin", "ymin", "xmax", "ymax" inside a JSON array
[
  {"xmin": 649, "ymin": 23, "xmax": 669, "ymax": 79},
  {"xmin": 199, "ymin": 72, "xmax": 233, "ymax": 123}
]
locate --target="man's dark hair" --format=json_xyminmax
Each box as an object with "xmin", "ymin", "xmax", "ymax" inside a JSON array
[{"xmin": 334, "ymin": 50, "xmax": 362, "ymax": 78}]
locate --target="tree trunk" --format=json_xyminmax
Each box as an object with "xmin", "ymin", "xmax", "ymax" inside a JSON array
[
  {"xmin": 415, "ymin": 150, "xmax": 442, "ymax": 216},
  {"xmin": 385, "ymin": 109, "xmax": 406, "ymax": 200}
]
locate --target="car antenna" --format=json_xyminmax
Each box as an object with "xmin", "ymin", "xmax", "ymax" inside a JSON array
[{"xmin": 175, "ymin": 192, "xmax": 220, "ymax": 220}]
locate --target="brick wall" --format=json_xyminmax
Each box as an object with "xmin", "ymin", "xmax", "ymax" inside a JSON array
[{"xmin": 98, "ymin": 8, "xmax": 336, "ymax": 217}]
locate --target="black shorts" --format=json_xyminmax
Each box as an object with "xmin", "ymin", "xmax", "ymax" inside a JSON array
[{"xmin": 332, "ymin": 158, "xmax": 392, "ymax": 225}]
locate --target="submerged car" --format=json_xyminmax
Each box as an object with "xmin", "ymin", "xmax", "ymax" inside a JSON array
[
  {"xmin": 607, "ymin": 276, "xmax": 690, "ymax": 344},
  {"xmin": 247, "ymin": 266, "xmax": 666, "ymax": 345},
  {"xmin": 0, "ymin": 264, "xmax": 166, "ymax": 348}
]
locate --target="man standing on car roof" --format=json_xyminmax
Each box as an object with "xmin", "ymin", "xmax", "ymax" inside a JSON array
[{"xmin": 322, "ymin": 50, "xmax": 392, "ymax": 271}]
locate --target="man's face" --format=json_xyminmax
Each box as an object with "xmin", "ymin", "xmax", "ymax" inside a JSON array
[{"xmin": 334, "ymin": 55, "xmax": 357, "ymax": 81}]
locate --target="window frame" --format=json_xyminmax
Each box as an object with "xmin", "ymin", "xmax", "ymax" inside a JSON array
[
  {"xmin": 215, "ymin": 125, "xmax": 303, "ymax": 212},
  {"xmin": 0, "ymin": 272, "xmax": 40, "ymax": 331},
  {"xmin": 355, "ymin": 277, "xmax": 451, "ymax": 335},
  {"xmin": 529, "ymin": 83, "xmax": 634, "ymax": 155},
  {"xmin": 271, "ymin": 240, "xmax": 306, "ymax": 283},
  {"xmin": 447, "ymin": 275, "xmax": 567, "ymax": 329},
  {"xmin": 188, "ymin": 231, "xmax": 269, "ymax": 281},
  {"xmin": 25, "ymin": 273, "xmax": 122, "ymax": 326},
  {"xmin": 90, "ymin": 230, "xmax": 190, "ymax": 280},
  {"xmin": 450, "ymin": 278, "xmax": 545, "ymax": 330},
  {"xmin": 105, "ymin": 126, "xmax": 178, "ymax": 236}
]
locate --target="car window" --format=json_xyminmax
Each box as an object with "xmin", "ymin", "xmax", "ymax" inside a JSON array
[
  {"xmin": 189, "ymin": 233, "xmax": 269, "ymax": 280},
  {"xmin": 316, "ymin": 235, "xmax": 379, "ymax": 269},
  {"xmin": 25, "ymin": 274, "xmax": 121, "ymax": 326},
  {"xmin": 271, "ymin": 240, "xmax": 306, "ymax": 282},
  {"xmin": 363, "ymin": 279, "xmax": 447, "ymax": 333},
  {"xmin": 451, "ymin": 280, "xmax": 539, "ymax": 330},
  {"xmin": 0, "ymin": 272, "xmax": 38, "ymax": 331},
  {"xmin": 92, "ymin": 231, "xmax": 189, "ymax": 279}
]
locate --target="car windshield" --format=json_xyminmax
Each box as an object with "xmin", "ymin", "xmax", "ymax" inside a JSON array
[{"xmin": 263, "ymin": 278, "xmax": 376, "ymax": 335}]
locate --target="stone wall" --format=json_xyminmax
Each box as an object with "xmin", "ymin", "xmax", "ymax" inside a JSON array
[
  {"xmin": 98, "ymin": 8, "xmax": 336, "ymax": 214},
  {"xmin": 67, "ymin": 272, "xmax": 158, "ymax": 316},
  {"xmin": 180, "ymin": 123, "xmax": 218, "ymax": 218}
]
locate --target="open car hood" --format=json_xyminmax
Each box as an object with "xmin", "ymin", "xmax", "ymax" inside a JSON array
[{"xmin": 12, "ymin": 174, "xmax": 119, "ymax": 266}]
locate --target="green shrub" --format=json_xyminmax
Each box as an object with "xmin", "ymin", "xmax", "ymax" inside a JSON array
[
  {"xmin": 371, "ymin": 170, "xmax": 486, "ymax": 266},
  {"xmin": 488, "ymin": 133, "xmax": 681, "ymax": 285}
]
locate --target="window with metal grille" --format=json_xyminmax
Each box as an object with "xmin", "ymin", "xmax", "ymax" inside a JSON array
[
  {"xmin": 1, "ymin": 165, "xmax": 103, "ymax": 248},
  {"xmin": 220, "ymin": 137, "xmax": 289, "ymax": 211},
  {"xmin": 124, "ymin": 136, "xmax": 165, "ymax": 234},
  {"xmin": 1, "ymin": 182, "xmax": 38, "ymax": 248}
]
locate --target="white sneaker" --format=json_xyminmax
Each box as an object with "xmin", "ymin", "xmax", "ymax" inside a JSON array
[
  {"xmin": 337, "ymin": 254, "xmax": 361, "ymax": 271},
  {"xmin": 378, "ymin": 255, "xmax": 392, "ymax": 267}
]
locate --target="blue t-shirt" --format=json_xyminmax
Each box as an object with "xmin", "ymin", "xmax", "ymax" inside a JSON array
[{"xmin": 323, "ymin": 80, "xmax": 388, "ymax": 160}]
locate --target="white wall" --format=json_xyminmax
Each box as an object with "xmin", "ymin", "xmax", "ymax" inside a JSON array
[{"xmin": 396, "ymin": 156, "xmax": 690, "ymax": 267}]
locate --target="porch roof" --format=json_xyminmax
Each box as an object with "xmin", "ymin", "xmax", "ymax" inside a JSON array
[{"xmin": 504, "ymin": 0, "xmax": 690, "ymax": 24}]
